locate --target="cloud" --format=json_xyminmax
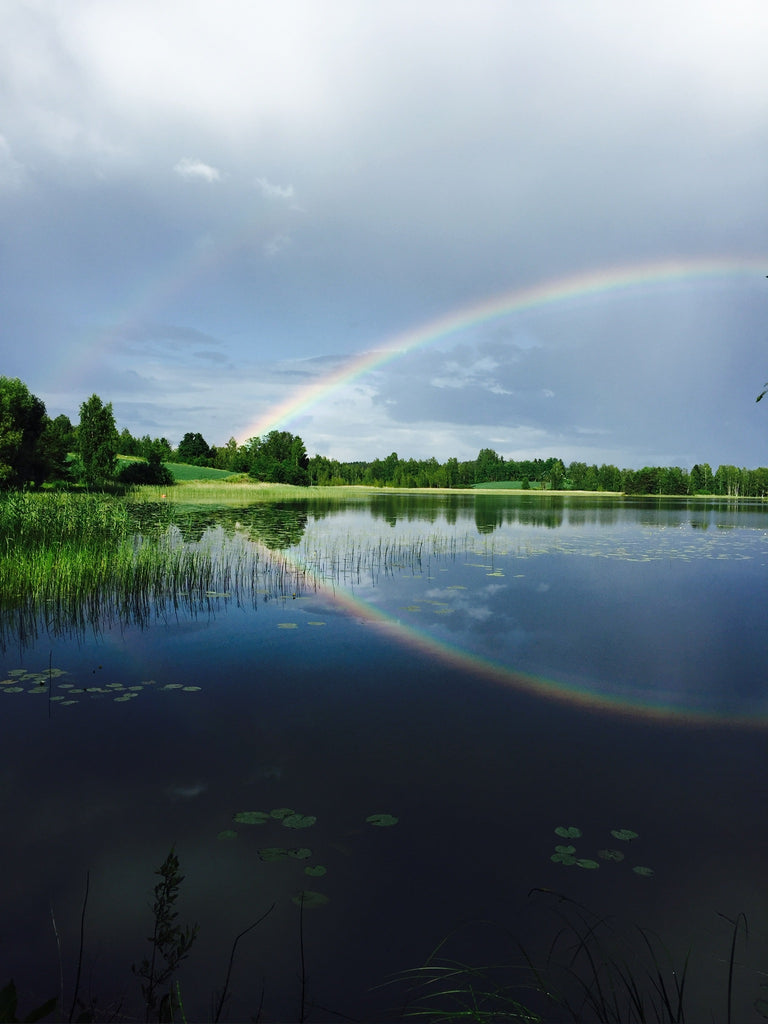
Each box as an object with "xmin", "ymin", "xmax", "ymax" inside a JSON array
[
  {"xmin": 255, "ymin": 177, "xmax": 295, "ymax": 201},
  {"xmin": 173, "ymin": 157, "xmax": 222, "ymax": 183},
  {"xmin": 0, "ymin": 135, "xmax": 25, "ymax": 188},
  {"xmin": 264, "ymin": 232, "xmax": 292, "ymax": 257}
]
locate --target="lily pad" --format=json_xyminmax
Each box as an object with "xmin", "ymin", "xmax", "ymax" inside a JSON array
[
  {"xmin": 598, "ymin": 849, "xmax": 625, "ymax": 862},
  {"xmin": 633, "ymin": 865, "xmax": 655, "ymax": 877},
  {"xmin": 291, "ymin": 890, "xmax": 329, "ymax": 909},
  {"xmin": 366, "ymin": 813, "xmax": 399, "ymax": 827},
  {"xmin": 577, "ymin": 859, "xmax": 600, "ymax": 870},
  {"xmin": 610, "ymin": 829, "xmax": 639, "ymax": 842},
  {"xmin": 287, "ymin": 848, "xmax": 312, "ymax": 860},
  {"xmin": 551, "ymin": 852, "xmax": 576, "ymax": 865},
  {"xmin": 233, "ymin": 811, "xmax": 271, "ymax": 825},
  {"xmin": 257, "ymin": 847, "xmax": 288, "ymax": 861},
  {"xmin": 282, "ymin": 814, "xmax": 316, "ymax": 829},
  {"xmin": 554, "ymin": 826, "xmax": 582, "ymax": 839},
  {"xmin": 270, "ymin": 807, "xmax": 295, "ymax": 820},
  {"xmin": 305, "ymin": 865, "xmax": 327, "ymax": 877},
  {"xmin": 217, "ymin": 830, "xmax": 238, "ymax": 841},
  {"xmin": 554, "ymin": 844, "xmax": 576, "ymax": 855},
  {"xmin": 182, "ymin": 686, "xmax": 202, "ymax": 692}
]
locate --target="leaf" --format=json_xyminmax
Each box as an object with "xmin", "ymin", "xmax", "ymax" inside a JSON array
[
  {"xmin": 366, "ymin": 813, "xmax": 399, "ymax": 827},
  {"xmin": 282, "ymin": 814, "xmax": 317, "ymax": 829},
  {"xmin": 610, "ymin": 828, "xmax": 639, "ymax": 842},
  {"xmin": 577, "ymin": 859, "xmax": 600, "ymax": 870},
  {"xmin": 257, "ymin": 848, "xmax": 288, "ymax": 862},
  {"xmin": 554, "ymin": 844, "xmax": 576, "ymax": 855},
  {"xmin": 551, "ymin": 852, "xmax": 576, "ymax": 865},
  {"xmin": 217, "ymin": 830, "xmax": 237, "ymax": 841},
  {"xmin": 554, "ymin": 825, "xmax": 582, "ymax": 839},
  {"xmin": 270, "ymin": 807, "xmax": 295, "ymax": 820},
  {"xmin": 598, "ymin": 848, "xmax": 625, "ymax": 862},
  {"xmin": 233, "ymin": 811, "xmax": 271, "ymax": 825},
  {"xmin": 287, "ymin": 848, "xmax": 312, "ymax": 860},
  {"xmin": 305, "ymin": 865, "xmax": 327, "ymax": 877},
  {"xmin": 291, "ymin": 890, "xmax": 329, "ymax": 909},
  {"xmin": 633, "ymin": 865, "xmax": 655, "ymax": 877}
]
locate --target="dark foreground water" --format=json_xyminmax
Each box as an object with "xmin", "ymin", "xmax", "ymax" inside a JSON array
[{"xmin": 2, "ymin": 494, "xmax": 768, "ymax": 1021}]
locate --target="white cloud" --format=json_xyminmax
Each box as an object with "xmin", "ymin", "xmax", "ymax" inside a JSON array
[
  {"xmin": 0, "ymin": 135, "xmax": 24, "ymax": 188},
  {"xmin": 173, "ymin": 157, "xmax": 222, "ymax": 183},
  {"xmin": 264, "ymin": 232, "xmax": 292, "ymax": 257},
  {"xmin": 255, "ymin": 177, "xmax": 295, "ymax": 201}
]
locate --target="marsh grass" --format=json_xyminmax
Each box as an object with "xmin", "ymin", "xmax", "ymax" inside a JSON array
[
  {"xmin": 393, "ymin": 892, "xmax": 768, "ymax": 1023},
  {"xmin": 0, "ymin": 490, "xmax": 473, "ymax": 648}
]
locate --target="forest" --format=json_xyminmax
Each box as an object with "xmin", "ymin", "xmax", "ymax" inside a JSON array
[{"xmin": 2, "ymin": 375, "xmax": 767, "ymax": 496}]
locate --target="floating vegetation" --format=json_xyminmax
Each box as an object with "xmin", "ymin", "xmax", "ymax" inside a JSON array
[
  {"xmin": 0, "ymin": 665, "xmax": 203, "ymax": 710},
  {"xmin": 233, "ymin": 811, "xmax": 271, "ymax": 825},
  {"xmin": 282, "ymin": 813, "xmax": 317, "ymax": 830},
  {"xmin": 598, "ymin": 848, "xmax": 625, "ymax": 862},
  {"xmin": 304, "ymin": 865, "xmax": 326, "ymax": 877},
  {"xmin": 550, "ymin": 825, "xmax": 652, "ymax": 877},
  {"xmin": 292, "ymin": 890, "xmax": 329, "ymax": 909},
  {"xmin": 366, "ymin": 813, "xmax": 399, "ymax": 827},
  {"xmin": 554, "ymin": 825, "xmax": 582, "ymax": 839},
  {"xmin": 217, "ymin": 830, "xmax": 237, "ymax": 841},
  {"xmin": 610, "ymin": 828, "xmax": 639, "ymax": 842}
]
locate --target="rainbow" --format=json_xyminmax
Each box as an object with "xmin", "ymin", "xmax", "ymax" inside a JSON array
[
  {"xmin": 266, "ymin": 539, "xmax": 768, "ymax": 730},
  {"xmin": 238, "ymin": 255, "xmax": 767, "ymax": 442}
]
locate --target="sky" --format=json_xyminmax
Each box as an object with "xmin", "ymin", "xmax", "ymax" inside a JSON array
[{"xmin": 1, "ymin": 0, "xmax": 767, "ymax": 469}]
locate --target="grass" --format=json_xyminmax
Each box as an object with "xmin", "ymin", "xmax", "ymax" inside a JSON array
[
  {"xmin": 0, "ymin": 490, "xmax": 466, "ymax": 647},
  {"xmin": 393, "ymin": 891, "xmax": 768, "ymax": 1023}
]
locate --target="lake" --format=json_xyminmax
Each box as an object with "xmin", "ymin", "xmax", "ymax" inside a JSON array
[{"xmin": 2, "ymin": 492, "xmax": 768, "ymax": 1022}]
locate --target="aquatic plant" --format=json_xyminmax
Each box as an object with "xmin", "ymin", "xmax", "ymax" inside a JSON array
[{"xmin": 132, "ymin": 848, "xmax": 198, "ymax": 1023}]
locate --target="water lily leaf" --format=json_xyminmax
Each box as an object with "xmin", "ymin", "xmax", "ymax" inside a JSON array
[
  {"xmin": 292, "ymin": 890, "xmax": 329, "ymax": 909},
  {"xmin": 305, "ymin": 865, "xmax": 327, "ymax": 877},
  {"xmin": 633, "ymin": 865, "xmax": 655, "ymax": 877},
  {"xmin": 4, "ymin": 687, "xmax": 23, "ymax": 693},
  {"xmin": 270, "ymin": 807, "xmax": 295, "ymax": 820},
  {"xmin": 551, "ymin": 852, "xmax": 576, "ymax": 865},
  {"xmin": 598, "ymin": 849, "xmax": 625, "ymax": 862},
  {"xmin": 277, "ymin": 622, "xmax": 298, "ymax": 629},
  {"xmin": 577, "ymin": 859, "xmax": 600, "ymax": 870},
  {"xmin": 611, "ymin": 829, "xmax": 639, "ymax": 842},
  {"xmin": 258, "ymin": 847, "xmax": 288, "ymax": 861},
  {"xmin": 182, "ymin": 686, "xmax": 202, "ymax": 692},
  {"xmin": 366, "ymin": 813, "xmax": 399, "ymax": 827},
  {"xmin": 282, "ymin": 814, "xmax": 317, "ymax": 829},
  {"xmin": 163, "ymin": 683, "xmax": 184, "ymax": 690},
  {"xmin": 287, "ymin": 848, "xmax": 312, "ymax": 860},
  {"xmin": 217, "ymin": 830, "xmax": 237, "ymax": 841},
  {"xmin": 234, "ymin": 811, "xmax": 271, "ymax": 825},
  {"xmin": 554, "ymin": 844, "xmax": 576, "ymax": 855},
  {"xmin": 555, "ymin": 826, "xmax": 582, "ymax": 839}
]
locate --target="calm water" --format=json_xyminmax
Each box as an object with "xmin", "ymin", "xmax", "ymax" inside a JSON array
[{"xmin": 2, "ymin": 494, "xmax": 768, "ymax": 1021}]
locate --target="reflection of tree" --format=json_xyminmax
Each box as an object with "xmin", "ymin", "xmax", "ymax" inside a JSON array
[{"xmin": 238, "ymin": 504, "xmax": 308, "ymax": 549}]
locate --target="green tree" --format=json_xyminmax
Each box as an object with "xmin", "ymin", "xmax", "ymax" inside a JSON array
[
  {"xmin": 249, "ymin": 431, "xmax": 309, "ymax": 484},
  {"xmin": 0, "ymin": 376, "xmax": 47, "ymax": 488},
  {"xmin": 78, "ymin": 394, "xmax": 119, "ymax": 487},
  {"xmin": 176, "ymin": 432, "xmax": 212, "ymax": 465},
  {"xmin": 37, "ymin": 413, "xmax": 75, "ymax": 482}
]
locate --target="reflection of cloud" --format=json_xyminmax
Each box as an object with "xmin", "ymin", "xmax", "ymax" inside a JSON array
[{"xmin": 173, "ymin": 157, "xmax": 222, "ymax": 182}]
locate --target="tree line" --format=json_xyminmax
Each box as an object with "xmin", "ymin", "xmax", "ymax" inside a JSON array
[{"xmin": 2, "ymin": 375, "xmax": 768, "ymax": 496}]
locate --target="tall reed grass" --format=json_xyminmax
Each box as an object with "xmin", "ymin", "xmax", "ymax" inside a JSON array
[{"xmin": 0, "ymin": 491, "xmax": 479, "ymax": 648}]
